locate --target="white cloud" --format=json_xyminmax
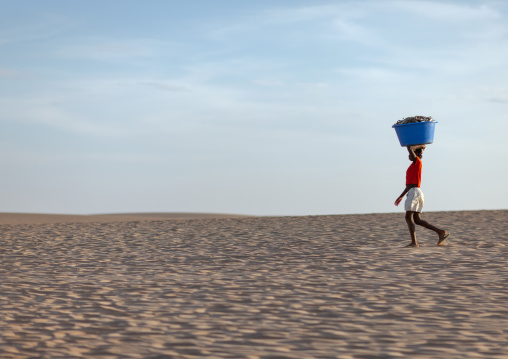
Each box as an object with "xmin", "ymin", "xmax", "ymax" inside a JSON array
[
  {"xmin": 392, "ymin": 0, "xmax": 501, "ymax": 21},
  {"xmin": 330, "ymin": 18, "xmax": 381, "ymax": 45},
  {"xmin": 57, "ymin": 38, "xmax": 167, "ymax": 62},
  {"xmin": 253, "ymin": 79, "xmax": 286, "ymax": 87},
  {"xmin": 0, "ymin": 13, "xmax": 73, "ymax": 45},
  {"xmin": 208, "ymin": 4, "xmax": 354, "ymax": 43},
  {"xmin": 481, "ymin": 86, "xmax": 508, "ymax": 103},
  {"xmin": 1, "ymin": 96, "xmax": 121, "ymax": 137},
  {"xmin": 0, "ymin": 68, "xmax": 26, "ymax": 78},
  {"xmin": 140, "ymin": 81, "xmax": 190, "ymax": 92}
]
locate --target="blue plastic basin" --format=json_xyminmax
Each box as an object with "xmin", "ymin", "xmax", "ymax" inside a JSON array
[{"xmin": 392, "ymin": 121, "xmax": 437, "ymax": 146}]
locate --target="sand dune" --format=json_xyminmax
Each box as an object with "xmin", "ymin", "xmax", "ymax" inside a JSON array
[
  {"xmin": 0, "ymin": 212, "xmax": 249, "ymax": 225},
  {"xmin": 0, "ymin": 209, "xmax": 507, "ymax": 358}
]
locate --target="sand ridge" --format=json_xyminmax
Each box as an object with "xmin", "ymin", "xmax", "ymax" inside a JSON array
[
  {"xmin": 0, "ymin": 212, "xmax": 249, "ymax": 225},
  {"xmin": 0, "ymin": 210, "xmax": 507, "ymax": 358}
]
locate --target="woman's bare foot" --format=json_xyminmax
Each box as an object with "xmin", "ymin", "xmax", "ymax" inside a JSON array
[
  {"xmin": 437, "ymin": 231, "xmax": 450, "ymax": 246},
  {"xmin": 405, "ymin": 243, "xmax": 419, "ymax": 247}
]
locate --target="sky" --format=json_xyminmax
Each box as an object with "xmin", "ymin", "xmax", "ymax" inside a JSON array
[{"xmin": 1, "ymin": 0, "xmax": 507, "ymax": 216}]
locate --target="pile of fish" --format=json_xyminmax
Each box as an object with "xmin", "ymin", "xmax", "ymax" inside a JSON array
[{"xmin": 393, "ymin": 116, "xmax": 435, "ymax": 126}]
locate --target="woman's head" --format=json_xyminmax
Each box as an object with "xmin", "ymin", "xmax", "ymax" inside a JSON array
[{"xmin": 408, "ymin": 145, "xmax": 425, "ymax": 161}]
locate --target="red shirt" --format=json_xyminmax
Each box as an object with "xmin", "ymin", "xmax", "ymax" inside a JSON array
[{"xmin": 406, "ymin": 157, "xmax": 422, "ymax": 187}]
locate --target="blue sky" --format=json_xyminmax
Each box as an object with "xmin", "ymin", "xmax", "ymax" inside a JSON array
[{"xmin": 1, "ymin": 0, "xmax": 507, "ymax": 215}]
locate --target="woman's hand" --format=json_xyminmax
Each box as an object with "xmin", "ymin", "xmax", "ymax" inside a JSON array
[{"xmin": 394, "ymin": 197, "xmax": 403, "ymax": 206}]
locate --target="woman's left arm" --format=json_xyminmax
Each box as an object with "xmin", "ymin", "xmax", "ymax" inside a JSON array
[{"xmin": 395, "ymin": 185, "xmax": 415, "ymax": 206}]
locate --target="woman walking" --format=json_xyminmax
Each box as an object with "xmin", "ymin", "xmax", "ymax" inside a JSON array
[{"xmin": 395, "ymin": 145, "xmax": 449, "ymax": 247}]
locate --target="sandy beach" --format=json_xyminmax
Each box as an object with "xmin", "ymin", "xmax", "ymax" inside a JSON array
[
  {"xmin": 1, "ymin": 209, "xmax": 507, "ymax": 358},
  {"xmin": 0, "ymin": 212, "xmax": 248, "ymax": 225}
]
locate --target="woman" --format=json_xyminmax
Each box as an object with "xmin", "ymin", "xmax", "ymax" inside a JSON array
[{"xmin": 394, "ymin": 145, "xmax": 449, "ymax": 247}]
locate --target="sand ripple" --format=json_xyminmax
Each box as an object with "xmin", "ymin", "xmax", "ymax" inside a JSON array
[{"xmin": 1, "ymin": 210, "xmax": 507, "ymax": 358}]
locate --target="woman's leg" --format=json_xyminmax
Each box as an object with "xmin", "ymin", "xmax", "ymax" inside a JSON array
[
  {"xmin": 405, "ymin": 211, "xmax": 418, "ymax": 247},
  {"xmin": 413, "ymin": 213, "xmax": 448, "ymax": 245}
]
